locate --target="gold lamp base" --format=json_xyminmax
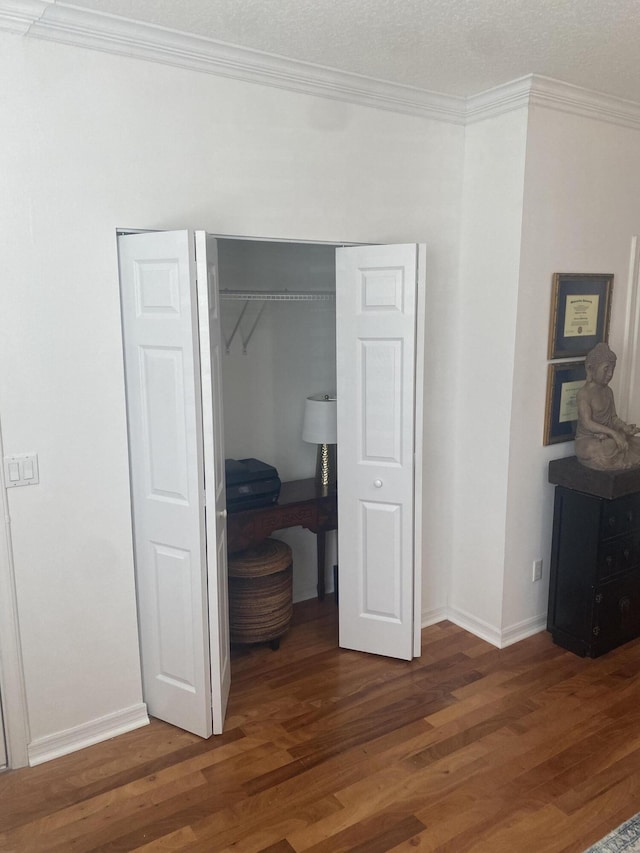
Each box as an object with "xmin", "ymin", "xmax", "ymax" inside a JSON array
[{"xmin": 316, "ymin": 443, "xmax": 337, "ymax": 489}]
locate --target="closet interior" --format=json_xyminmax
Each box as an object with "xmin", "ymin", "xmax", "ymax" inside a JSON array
[{"xmin": 217, "ymin": 237, "xmax": 339, "ymax": 603}]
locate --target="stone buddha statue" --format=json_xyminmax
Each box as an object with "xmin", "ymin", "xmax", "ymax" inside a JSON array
[{"xmin": 575, "ymin": 342, "xmax": 640, "ymax": 470}]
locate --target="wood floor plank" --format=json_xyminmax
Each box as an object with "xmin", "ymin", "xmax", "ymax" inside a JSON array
[
  {"xmin": 192, "ymin": 796, "xmax": 345, "ymax": 853},
  {"xmin": 303, "ymin": 812, "xmax": 426, "ymax": 853}
]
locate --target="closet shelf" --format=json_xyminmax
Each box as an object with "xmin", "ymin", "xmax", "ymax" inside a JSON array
[
  {"xmin": 220, "ymin": 290, "xmax": 335, "ymax": 353},
  {"xmin": 220, "ymin": 289, "xmax": 335, "ymax": 302}
]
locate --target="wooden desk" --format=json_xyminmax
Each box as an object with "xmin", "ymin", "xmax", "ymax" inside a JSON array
[{"xmin": 226, "ymin": 478, "xmax": 337, "ymax": 600}]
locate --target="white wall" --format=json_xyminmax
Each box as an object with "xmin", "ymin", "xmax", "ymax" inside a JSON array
[
  {"xmin": 502, "ymin": 106, "xmax": 640, "ymax": 632},
  {"xmin": 448, "ymin": 108, "xmax": 529, "ymax": 640},
  {"xmin": 0, "ymin": 33, "xmax": 463, "ymax": 757}
]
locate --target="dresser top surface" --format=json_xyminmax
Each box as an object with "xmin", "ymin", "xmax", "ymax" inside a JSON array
[{"xmin": 549, "ymin": 456, "xmax": 640, "ymax": 500}]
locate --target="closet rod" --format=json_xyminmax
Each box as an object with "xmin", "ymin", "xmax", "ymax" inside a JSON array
[
  {"xmin": 220, "ymin": 289, "xmax": 335, "ymax": 353},
  {"xmin": 219, "ymin": 289, "xmax": 335, "ymax": 302}
]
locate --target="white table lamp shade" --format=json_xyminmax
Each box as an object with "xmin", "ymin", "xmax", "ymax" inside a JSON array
[{"xmin": 302, "ymin": 394, "xmax": 337, "ymax": 445}]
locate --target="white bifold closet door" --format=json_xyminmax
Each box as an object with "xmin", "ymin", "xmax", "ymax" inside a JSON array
[
  {"xmin": 118, "ymin": 230, "xmax": 230, "ymax": 737},
  {"xmin": 336, "ymin": 244, "xmax": 425, "ymax": 661}
]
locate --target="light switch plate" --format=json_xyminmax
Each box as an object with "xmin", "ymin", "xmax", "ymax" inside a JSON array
[{"xmin": 3, "ymin": 454, "xmax": 39, "ymax": 488}]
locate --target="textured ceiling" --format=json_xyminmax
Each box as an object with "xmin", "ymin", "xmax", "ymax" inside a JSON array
[{"xmin": 57, "ymin": 0, "xmax": 640, "ymax": 102}]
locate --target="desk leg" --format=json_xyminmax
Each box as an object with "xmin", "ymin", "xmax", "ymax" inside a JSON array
[{"xmin": 316, "ymin": 531, "xmax": 326, "ymax": 601}]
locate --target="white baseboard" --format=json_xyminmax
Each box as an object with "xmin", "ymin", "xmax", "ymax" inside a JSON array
[
  {"xmin": 293, "ymin": 580, "xmax": 335, "ymax": 604},
  {"xmin": 421, "ymin": 606, "xmax": 448, "ymax": 628},
  {"xmin": 28, "ymin": 702, "xmax": 149, "ymax": 766},
  {"xmin": 444, "ymin": 606, "xmax": 503, "ymax": 647},
  {"xmin": 423, "ymin": 606, "xmax": 546, "ymax": 649},
  {"xmin": 498, "ymin": 614, "xmax": 547, "ymax": 647}
]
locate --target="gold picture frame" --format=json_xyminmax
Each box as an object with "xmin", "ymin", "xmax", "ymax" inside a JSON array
[
  {"xmin": 547, "ymin": 273, "xmax": 613, "ymax": 360},
  {"xmin": 543, "ymin": 360, "xmax": 587, "ymax": 445}
]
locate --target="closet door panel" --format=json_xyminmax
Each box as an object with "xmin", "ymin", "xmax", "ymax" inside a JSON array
[
  {"xmin": 195, "ymin": 231, "xmax": 231, "ymax": 734},
  {"xmin": 119, "ymin": 230, "xmax": 214, "ymax": 738},
  {"xmin": 336, "ymin": 243, "xmax": 424, "ymax": 661}
]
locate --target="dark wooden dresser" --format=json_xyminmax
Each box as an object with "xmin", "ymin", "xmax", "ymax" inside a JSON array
[{"xmin": 547, "ymin": 456, "xmax": 640, "ymax": 657}]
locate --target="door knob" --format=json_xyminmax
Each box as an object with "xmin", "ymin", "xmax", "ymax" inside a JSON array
[
  {"xmin": 219, "ymin": 509, "xmax": 228, "ymax": 518},
  {"xmin": 374, "ymin": 479, "xmax": 383, "ymax": 488}
]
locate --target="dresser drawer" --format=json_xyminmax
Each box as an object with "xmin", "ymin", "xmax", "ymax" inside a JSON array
[
  {"xmin": 597, "ymin": 533, "xmax": 639, "ymax": 581},
  {"xmin": 592, "ymin": 572, "xmax": 640, "ymax": 653},
  {"xmin": 600, "ymin": 494, "xmax": 640, "ymax": 541}
]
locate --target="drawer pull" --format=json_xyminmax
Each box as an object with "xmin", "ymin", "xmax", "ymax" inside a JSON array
[
  {"xmin": 619, "ymin": 596, "xmax": 632, "ymax": 615},
  {"xmin": 608, "ymin": 516, "xmax": 616, "ymax": 528},
  {"xmin": 595, "ymin": 593, "xmax": 603, "ymax": 604},
  {"xmin": 593, "ymin": 626, "xmax": 601, "ymax": 637}
]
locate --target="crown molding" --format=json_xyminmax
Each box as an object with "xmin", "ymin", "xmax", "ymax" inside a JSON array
[
  {"xmin": 3, "ymin": 3, "xmax": 640, "ymax": 130},
  {"xmin": 529, "ymin": 75, "xmax": 640, "ymax": 130},
  {"xmin": 0, "ymin": 0, "xmax": 52, "ymax": 34},
  {"xmin": 466, "ymin": 76, "xmax": 533, "ymax": 123},
  {"xmin": 2, "ymin": 1, "xmax": 466, "ymax": 123},
  {"xmin": 467, "ymin": 74, "xmax": 640, "ymax": 130}
]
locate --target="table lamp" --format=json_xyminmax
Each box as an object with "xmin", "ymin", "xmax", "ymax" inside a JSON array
[{"xmin": 302, "ymin": 393, "xmax": 337, "ymax": 488}]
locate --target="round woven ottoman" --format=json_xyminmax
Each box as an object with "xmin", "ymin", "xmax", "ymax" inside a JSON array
[{"xmin": 228, "ymin": 538, "xmax": 293, "ymax": 649}]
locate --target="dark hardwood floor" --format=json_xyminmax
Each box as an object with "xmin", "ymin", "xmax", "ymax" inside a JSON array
[{"xmin": 2, "ymin": 597, "xmax": 640, "ymax": 851}]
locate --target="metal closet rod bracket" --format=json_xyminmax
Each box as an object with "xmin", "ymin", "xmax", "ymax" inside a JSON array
[{"xmin": 219, "ymin": 289, "xmax": 335, "ymax": 354}]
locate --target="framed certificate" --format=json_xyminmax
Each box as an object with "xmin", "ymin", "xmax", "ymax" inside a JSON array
[
  {"xmin": 543, "ymin": 361, "xmax": 587, "ymax": 445},
  {"xmin": 547, "ymin": 273, "xmax": 613, "ymax": 359}
]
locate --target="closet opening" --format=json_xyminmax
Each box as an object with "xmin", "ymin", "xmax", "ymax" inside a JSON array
[
  {"xmin": 217, "ymin": 236, "xmax": 339, "ymax": 609},
  {"xmin": 117, "ymin": 228, "xmax": 424, "ymax": 739}
]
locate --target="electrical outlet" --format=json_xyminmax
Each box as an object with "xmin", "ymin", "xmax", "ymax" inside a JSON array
[{"xmin": 532, "ymin": 559, "xmax": 543, "ymax": 582}]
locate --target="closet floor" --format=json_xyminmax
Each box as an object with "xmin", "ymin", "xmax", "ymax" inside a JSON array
[{"xmin": 229, "ymin": 592, "xmax": 339, "ymax": 669}]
